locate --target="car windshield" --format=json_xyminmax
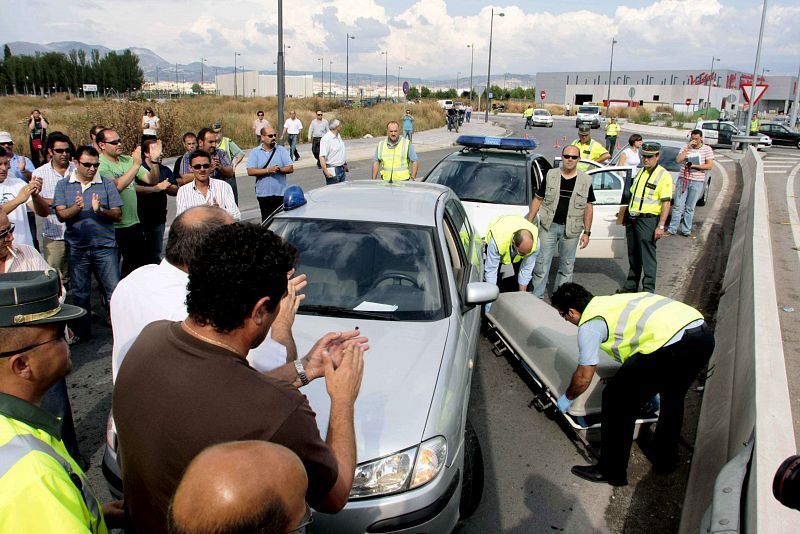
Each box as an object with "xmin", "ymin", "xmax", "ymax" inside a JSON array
[
  {"xmin": 534, "ymin": 110, "xmax": 550, "ymax": 116},
  {"xmin": 269, "ymin": 219, "xmax": 445, "ymax": 321},
  {"xmin": 579, "ymin": 106, "xmax": 599, "ymax": 114},
  {"xmin": 424, "ymin": 158, "xmax": 528, "ymax": 205}
]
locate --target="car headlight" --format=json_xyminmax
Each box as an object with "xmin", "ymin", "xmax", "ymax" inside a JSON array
[{"xmin": 349, "ymin": 437, "xmax": 447, "ymax": 498}]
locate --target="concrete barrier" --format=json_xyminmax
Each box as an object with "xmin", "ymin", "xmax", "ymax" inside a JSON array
[{"xmin": 680, "ymin": 147, "xmax": 799, "ymax": 532}]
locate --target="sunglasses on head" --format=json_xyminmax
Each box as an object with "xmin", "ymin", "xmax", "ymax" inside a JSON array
[
  {"xmin": 80, "ymin": 161, "xmax": 100, "ymax": 169},
  {"xmin": 562, "ymin": 154, "xmax": 580, "ymax": 160},
  {"xmin": 192, "ymin": 163, "xmax": 212, "ymax": 170},
  {"xmin": 52, "ymin": 148, "xmax": 71, "ymax": 154},
  {"xmin": 103, "ymin": 139, "xmax": 122, "ymax": 145},
  {"xmin": 0, "ymin": 223, "xmax": 15, "ymax": 240}
]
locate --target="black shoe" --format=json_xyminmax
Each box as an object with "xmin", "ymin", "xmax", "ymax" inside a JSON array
[
  {"xmin": 615, "ymin": 287, "xmax": 637, "ymax": 294},
  {"xmin": 571, "ymin": 465, "xmax": 628, "ymax": 487}
]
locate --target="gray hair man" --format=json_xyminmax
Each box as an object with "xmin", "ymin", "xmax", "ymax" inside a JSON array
[{"xmin": 319, "ymin": 119, "xmax": 348, "ymax": 185}]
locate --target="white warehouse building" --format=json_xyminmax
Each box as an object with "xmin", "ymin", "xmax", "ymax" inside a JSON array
[{"xmin": 215, "ymin": 72, "xmax": 314, "ymax": 98}]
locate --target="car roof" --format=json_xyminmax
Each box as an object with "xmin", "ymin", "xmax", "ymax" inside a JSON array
[{"xmin": 275, "ymin": 180, "xmax": 448, "ymax": 226}]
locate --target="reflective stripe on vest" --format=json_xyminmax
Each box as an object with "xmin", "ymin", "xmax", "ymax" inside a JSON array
[
  {"xmin": 578, "ymin": 293, "xmax": 704, "ymax": 362},
  {"xmin": 218, "ymin": 137, "xmax": 232, "ymax": 159},
  {"xmin": 486, "ymin": 215, "xmax": 539, "ymax": 265},
  {"xmin": 377, "ymin": 139, "xmax": 411, "ymax": 181},
  {"xmin": 0, "ymin": 433, "xmax": 103, "ymax": 531},
  {"xmin": 628, "ymin": 165, "xmax": 668, "ymax": 215}
]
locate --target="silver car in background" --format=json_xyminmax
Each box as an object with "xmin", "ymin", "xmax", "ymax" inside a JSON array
[{"xmin": 267, "ymin": 181, "xmax": 497, "ymax": 533}]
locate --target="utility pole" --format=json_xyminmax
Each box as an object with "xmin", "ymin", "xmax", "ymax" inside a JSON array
[
  {"xmin": 485, "ymin": 9, "xmax": 505, "ymax": 122},
  {"xmin": 277, "ymin": 0, "xmax": 285, "ymax": 139},
  {"xmin": 745, "ymin": 0, "xmax": 767, "ymax": 134},
  {"xmin": 201, "ymin": 57, "xmax": 205, "ymax": 86},
  {"xmin": 234, "ymin": 52, "xmax": 241, "ymax": 97},
  {"xmin": 318, "ymin": 55, "xmax": 323, "ymax": 97},
  {"xmin": 706, "ymin": 56, "xmax": 718, "ymax": 109},
  {"xmin": 346, "ymin": 33, "xmax": 355, "ymax": 101},
  {"xmin": 606, "ymin": 38, "xmax": 617, "ymax": 106},
  {"xmin": 175, "ymin": 62, "xmax": 178, "ymax": 97},
  {"xmin": 381, "ymin": 50, "xmax": 388, "ymax": 100},
  {"xmin": 467, "ymin": 43, "xmax": 474, "ymax": 108},
  {"xmin": 329, "ymin": 60, "xmax": 333, "ymax": 98}
]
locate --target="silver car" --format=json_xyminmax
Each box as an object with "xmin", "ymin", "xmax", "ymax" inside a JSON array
[{"xmin": 267, "ymin": 181, "xmax": 497, "ymax": 533}]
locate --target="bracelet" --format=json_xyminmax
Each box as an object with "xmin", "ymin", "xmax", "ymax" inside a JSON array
[{"xmin": 294, "ymin": 359, "xmax": 309, "ymax": 386}]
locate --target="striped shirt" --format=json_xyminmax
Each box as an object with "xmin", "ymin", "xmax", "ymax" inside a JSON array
[
  {"xmin": 682, "ymin": 143, "xmax": 714, "ymax": 182},
  {"xmin": 33, "ymin": 161, "xmax": 74, "ymax": 240},
  {"xmin": 176, "ymin": 178, "xmax": 241, "ymax": 221},
  {"xmin": 53, "ymin": 171, "xmax": 124, "ymax": 248},
  {"xmin": 2, "ymin": 243, "xmax": 49, "ymax": 273}
]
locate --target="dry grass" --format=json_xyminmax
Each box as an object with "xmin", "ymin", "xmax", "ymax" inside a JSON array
[{"xmin": 0, "ymin": 95, "xmax": 445, "ymax": 158}]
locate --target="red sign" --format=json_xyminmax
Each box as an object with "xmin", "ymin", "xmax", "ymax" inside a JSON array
[
  {"xmin": 540, "ymin": 90, "xmax": 546, "ymax": 101},
  {"xmin": 740, "ymin": 83, "xmax": 769, "ymax": 106},
  {"xmin": 685, "ymin": 98, "xmax": 691, "ymax": 105}
]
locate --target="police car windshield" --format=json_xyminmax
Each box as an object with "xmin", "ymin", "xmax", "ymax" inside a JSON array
[
  {"xmin": 424, "ymin": 160, "xmax": 527, "ymax": 205},
  {"xmin": 268, "ymin": 219, "xmax": 445, "ymax": 321}
]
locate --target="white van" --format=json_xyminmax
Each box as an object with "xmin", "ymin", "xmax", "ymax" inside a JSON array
[
  {"xmin": 575, "ymin": 105, "xmax": 602, "ymax": 129},
  {"xmin": 437, "ymin": 99, "xmax": 454, "ymax": 110}
]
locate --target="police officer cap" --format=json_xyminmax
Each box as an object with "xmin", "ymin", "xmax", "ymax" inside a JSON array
[
  {"xmin": 578, "ymin": 125, "xmax": 591, "ymax": 134},
  {"xmin": 0, "ymin": 270, "xmax": 85, "ymax": 327},
  {"xmin": 641, "ymin": 142, "xmax": 661, "ymax": 156}
]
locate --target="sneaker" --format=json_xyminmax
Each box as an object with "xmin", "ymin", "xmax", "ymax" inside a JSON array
[
  {"xmin": 664, "ymin": 231, "xmax": 676, "ymax": 236},
  {"xmin": 680, "ymin": 233, "xmax": 697, "ymax": 239}
]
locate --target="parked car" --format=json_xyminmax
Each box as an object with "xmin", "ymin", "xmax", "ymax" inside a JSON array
[
  {"xmin": 758, "ymin": 121, "xmax": 800, "ymax": 149},
  {"xmin": 694, "ymin": 120, "xmax": 771, "ymax": 149},
  {"xmin": 531, "ymin": 108, "xmax": 554, "ymax": 127},
  {"xmin": 609, "ymin": 138, "xmax": 712, "ymax": 206},
  {"xmin": 491, "ymin": 103, "xmax": 505, "ymax": 112},
  {"xmin": 422, "ymin": 136, "xmax": 635, "ymax": 259},
  {"xmin": 575, "ymin": 104, "xmax": 602, "ymax": 129}
]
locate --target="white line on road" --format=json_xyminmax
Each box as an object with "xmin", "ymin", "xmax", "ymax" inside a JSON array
[
  {"xmin": 701, "ymin": 160, "xmax": 732, "ymax": 241},
  {"xmin": 766, "ymin": 171, "xmax": 791, "ymax": 174}
]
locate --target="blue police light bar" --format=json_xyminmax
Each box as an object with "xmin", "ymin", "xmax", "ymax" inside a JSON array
[{"xmin": 457, "ymin": 135, "xmax": 537, "ymax": 150}]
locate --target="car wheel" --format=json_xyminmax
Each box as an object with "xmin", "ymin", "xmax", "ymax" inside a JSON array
[
  {"xmin": 697, "ymin": 176, "xmax": 710, "ymax": 207},
  {"xmin": 796, "ymin": 139, "xmax": 800, "ymax": 150},
  {"xmin": 459, "ymin": 419, "xmax": 485, "ymax": 519}
]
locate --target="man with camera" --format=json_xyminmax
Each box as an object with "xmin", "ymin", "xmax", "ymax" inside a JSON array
[{"xmin": 668, "ymin": 130, "xmax": 714, "ymax": 238}]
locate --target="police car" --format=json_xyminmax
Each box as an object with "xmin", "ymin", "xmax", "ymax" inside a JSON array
[{"xmin": 422, "ymin": 136, "xmax": 633, "ymax": 258}]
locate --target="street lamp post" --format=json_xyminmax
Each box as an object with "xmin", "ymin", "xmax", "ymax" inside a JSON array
[
  {"xmin": 606, "ymin": 38, "xmax": 617, "ymax": 106},
  {"xmin": 706, "ymin": 56, "xmax": 719, "ymax": 109},
  {"xmin": 397, "ymin": 66, "xmax": 403, "ymax": 99},
  {"xmin": 277, "ymin": 0, "xmax": 285, "ymax": 141},
  {"xmin": 456, "ymin": 71, "xmax": 460, "ymax": 96},
  {"xmin": 201, "ymin": 57, "xmax": 206, "ymax": 87},
  {"xmin": 467, "ymin": 44, "xmax": 474, "ymax": 108},
  {"xmin": 745, "ymin": 0, "xmax": 767, "ymax": 133},
  {"xmin": 329, "ymin": 60, "xmax": 333, "ymax": 98},
  {"xmin": 485, "ymin": 9, "xmax": 505, "ymax": 122},
  {"xmin": 234, "ymin": 52, "xmax": 241, "ymax": 97},
  {"xmin": 318, "ymin": 55, "xmax": 324, "ymax": 96},
  {"xmin": 381, "ymin": 51, "xmax": 388, "ymax": 100},
  {"xmin": 346, "ymin": 33, "xmax": 355, "ymax": 101}
]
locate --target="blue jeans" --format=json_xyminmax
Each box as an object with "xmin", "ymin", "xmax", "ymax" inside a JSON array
[
  {"xmin": 325, "ymin": 166, "xmax": 347, "ymax": 185},
  {"xmin": 668, "ymin": 179, "xmax": 704, "ymax": 235},
  {"xmin": 68, "ymin": 245, "xmax": 120, "ymax": 338},
  {"xmin": 531, "ymin": 222, "xmax": 580, "ymax": 298},
  {"xmin": 287, "ymin": 134, "xmax": 300, "ymax": 159},
  {"xmin": 404, "ymin": 129, "xmax": 413, "ymax": 142}
]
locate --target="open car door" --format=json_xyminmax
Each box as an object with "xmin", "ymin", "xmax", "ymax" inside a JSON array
[{"xmin": 577, "ymin": 166, "xmax": 634, "ymax": 259}]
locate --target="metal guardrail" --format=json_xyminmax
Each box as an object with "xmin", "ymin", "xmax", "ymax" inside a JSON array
[{"xmin": 679, "ymin": 147, "xmax": 799, "ymax": 532}]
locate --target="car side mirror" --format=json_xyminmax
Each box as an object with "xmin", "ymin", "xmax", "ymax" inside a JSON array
[{"xmin": 465, "ymin": 282, "xmax": 499, "ymax": 306}]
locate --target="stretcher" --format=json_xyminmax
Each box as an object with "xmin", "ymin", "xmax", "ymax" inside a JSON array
[{"xmin": 485, "ymin": 292, "xmax": 659, "ymax": 444}]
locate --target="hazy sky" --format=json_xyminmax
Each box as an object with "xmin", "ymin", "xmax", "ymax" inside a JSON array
[{"xmin": 2, "ymin": 0, "xmax": 798, "ymax": 78}]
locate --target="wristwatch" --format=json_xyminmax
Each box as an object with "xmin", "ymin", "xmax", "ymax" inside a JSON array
[
  {"xmin": 658, "ymin": 225, "xmax": 665, "ymax": 230},
  {"xmin": 584, "ymin": 230, "xmax": 591, "ymax": 236},
  {"xmin": 294, "ymin": 359, "xmax": 309, "ymax": 386}
]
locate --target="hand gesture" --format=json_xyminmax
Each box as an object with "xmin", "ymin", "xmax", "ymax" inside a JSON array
[
  {"xmin": 211, "ymin": 157, "xmax": 220, "ymax": 171},
  {"xmin": 275, "ymin": 273, "xmax": 307, "ymax": 326},
  {"xmin": 131, "ymin": 146, "xmax": 142, "ymax": 164},
  {"xmin": 30, "ymin": 176, "xmax": 43, "ymax": 195},
  {"xmin": 324, "ymin": 342, "xmax": 365, "ymax": 404},
  {"xmin": 304, "ymin": 329, "xmax": 368, "ymax": 381},
  {"xmin": 91, "ymin": 193, "xmax": 101, "ymax": 212},
  {"xmin": 155, "ymin": 179, "xmax": 170, "ymax": 191},
  {"xmin": 579, "ymin": 233, "xmax": 590, "ymax": 249},
  {"xmin": 150, "ymin": 140, "xmax": 163, "ymax": 161},
  {"xmin": 74, "ymin": 192, "xmax": 84, "ymax": 210},
  {"xmin": 15, "ymin": 183, "xmax": 36, "ymax": 203}
]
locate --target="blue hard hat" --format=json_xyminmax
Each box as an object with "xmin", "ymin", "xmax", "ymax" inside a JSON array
[{"xmin": 283, "ymin": 185, "xmax": 307, "ymax": 210}]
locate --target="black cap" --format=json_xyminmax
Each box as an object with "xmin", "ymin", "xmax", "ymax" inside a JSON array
[
  {"xmin": 641, "ymin": 142, "xmax": 661, "ymax": 156},
  {"xmin": 0, "ymin": 271, "xmax": 85, "ymax": 327}
]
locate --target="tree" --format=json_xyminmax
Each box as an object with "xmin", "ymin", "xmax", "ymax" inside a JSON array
[
  {"xmin": 420, "ymin": 85, "xmax": 432, "ymax": 98},
  {"xmin": 3, "ymin": 45, "xmax": 11, "ymax": 60},
  {"xmin": 407, "ymin": 86, "xmax": 420, "ymax": 99},
  {"xmin": 192, "ymin": 83, "xmax": 203, "ymax": 94}
]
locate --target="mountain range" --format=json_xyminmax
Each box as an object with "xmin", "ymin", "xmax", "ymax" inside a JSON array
[{"xmin": 2, "ymin": 41, "xmax": 536, "ymax": 88}]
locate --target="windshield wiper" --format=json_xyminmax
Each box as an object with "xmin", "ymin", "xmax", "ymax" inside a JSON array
[{"xmin": 299, "ymin": 304, "xmax": 399, "ymax": 320}]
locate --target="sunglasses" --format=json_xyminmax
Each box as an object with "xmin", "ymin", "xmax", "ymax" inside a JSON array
[
  {"xmin": 79, "ymin": 161, "xmax": 100, "ymax": 169},
  {"xmin": 103, "ymin": 139, "xmax": 122, "ymax": 145},
  {"xmin": 317, "ymin": 114, "xmax": 323, "ymax": 117},
  {"xmin": 562, "ymin": 154, "xmax": 580, "ymax": 160},
  {"xmin": 0, "ymin": 142, "xmax": 13, "ymax": 146},
  {"xmin": 0, "ymin": 223, "xmax": 15, "ymax": 240},
  {"xmin": 642, "ymin": 154, "xmax": 659, "ymax": 159},
  {"xmin": 192, "ymin": 163, "xmax": 212, "ymax": 170},
  {"xmin": 53, "ymin": 148, "xmax": 71, "ymax": 154},
  {"xmin": 0, "ymin": 330, "xmax": 65, "ymax": 358},
  {"xmin": 263, "ymin": 134, "xmax": 276, "ymax": 138}
]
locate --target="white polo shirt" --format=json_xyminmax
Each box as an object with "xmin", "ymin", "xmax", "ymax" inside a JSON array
[{"xmin": 284, "ymin": 118, "xmax": 303, "ymax": 135}]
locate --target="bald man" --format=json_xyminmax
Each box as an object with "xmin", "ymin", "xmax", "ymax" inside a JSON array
[{"xmin": 168, "ymin": 441, "xmax": 310, "ymax": 534}]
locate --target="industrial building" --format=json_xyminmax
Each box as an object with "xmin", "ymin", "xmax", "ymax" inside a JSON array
[
  {"xmin": 215, "ymin": 72, "xmax": 314, "ymax": 98},
  {"xmin": 535, "ymin": 69, "xmax": 798, "ymax": 114}
]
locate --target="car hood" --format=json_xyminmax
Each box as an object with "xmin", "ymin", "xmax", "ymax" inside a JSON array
[
  {"xmin": 293, "ymin": 314, "xmax": 449, "ymax": 463},
  {"xmin": 462, "ymin": 201, "xmax": 527, "ymax": 239}
]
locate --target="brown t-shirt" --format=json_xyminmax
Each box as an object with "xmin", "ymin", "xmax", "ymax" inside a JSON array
[{"xmin": 113, "ymin": 321, "xmax": 338, "ymax": 534}]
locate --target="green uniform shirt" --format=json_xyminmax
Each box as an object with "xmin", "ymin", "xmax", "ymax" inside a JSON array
[{"xmin": 98, "ymin": 155, "xmax": 148, "ymax": 228}]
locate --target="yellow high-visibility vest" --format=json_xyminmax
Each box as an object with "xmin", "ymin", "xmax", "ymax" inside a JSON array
[
  {"xmin": 606, "ymin": 122, "xmax": 621, "ymax": 136},
  {"xmin": 377, "ymin": 138, "xmax": 411, "ymax": 181},
  {"xmin": 486, "ymin": 215, "xmax": 539, "ymax": 265},
  {"xmin": 578, "ymin": 293, "xmax": 704, "ymax": 362},
  {"xmin": 628, "ymin": 165, "xmax": 672, "ymax": 216}
]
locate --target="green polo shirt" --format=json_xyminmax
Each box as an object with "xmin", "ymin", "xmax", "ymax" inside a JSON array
[{"xmin": 98, "ymin": 155, "xmax": 148, "ymax": 229}]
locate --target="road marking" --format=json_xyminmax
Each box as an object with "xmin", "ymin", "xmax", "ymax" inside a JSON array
[{"xmin": 784, "ymin": 164, "xmax": 800, "ymax": 267}]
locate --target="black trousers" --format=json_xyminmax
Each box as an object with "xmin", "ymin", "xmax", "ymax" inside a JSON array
[
  {"xmin": 598, "ymin": 324, "xmax": 715, "ymax": 481},
  {"xmin": 258, "ymin": 195, "xmax": 284, "ymax": 221},
  {"xmin": 623, "ymin": 216, "xmax": 658, "ymax": 293},
  {"xmin": 115, "ymin": 223, "xmax": 147, "ymax": 278},
  {"xmin": 312, "ymin": 137, "xmax": 322, "ymax": 167}
]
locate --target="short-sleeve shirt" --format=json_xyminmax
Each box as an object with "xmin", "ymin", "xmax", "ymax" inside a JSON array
[
  {"xmin": 9, "ymin": 154, "xmax": 35, "ymax": 181},
  {"xmin": 0, "ymin": 177, "xmax": 34, "ymax": 246},
  {"xmin": 319, "ymin": 131, "xmax": 347, "ymax": 167},
  {"xmin": 137, "ymin": 162, "xmax": 177, "ymax": 226},
  {"xmin": 682, "ymin": 143, "xmax": 714, "ymax": 182},
  {"xmin": 403, "ymin": 115, "xmax": 414, "ymax": 131},
  {"xmin": 98, "ymin": 155, "xmax": 148, "ymax": 229},
  {"xmin": 175, "ymin": 178, "xmax": 241, "ymax": 221},
  {"xmin": 284, "ymin": 118, "xmax": 303, "ymax": 135},
  {"xmin": 247, "ymin": 145, "xmax": 294, "ymax": 197},
  {"xmin": 33, "ymin": 162, "xmax": 73, "ymax": 240},
  {"xmin": 53, "ymin": 172, "xmax": 123, "ymax": 248},
  {"xmin": 535, "ymin": 173, "xmax": 596, "ymax": 225},
  {"xmin": 114, "ymin": 320, "xmax": 339, "ymax": 534}
]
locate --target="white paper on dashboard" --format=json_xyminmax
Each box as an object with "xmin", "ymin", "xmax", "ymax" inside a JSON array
[{"xmin": 354, "ymin": 301, "xmax": 398, "ymax": 312}]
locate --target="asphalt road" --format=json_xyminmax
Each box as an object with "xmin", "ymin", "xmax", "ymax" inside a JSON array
[{"xmin": 67, "ymin": 115, "xmax": 738, "ymax": 533}]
